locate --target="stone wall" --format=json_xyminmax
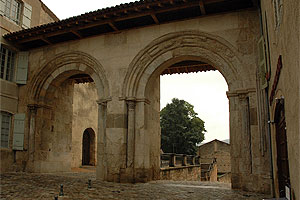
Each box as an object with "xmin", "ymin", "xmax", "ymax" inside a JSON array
[
  {"xmin": 160, "ymin": 166, "xmax": 201, "ymax": 181},
  {"xmin": 218, "ymin": 173, "xmax": 231, "ymax": 183},
  {"xmin": 72, "ymin": 82, "xmax": 98, "ymax": 168},
  {"xmin": 198, "ymin": 140, "xmax": 231, "ymax": 173},
  {"xmin": 34, "ymin": 80, "xmax": 74, "ymax": 172},
  {"xmin": 260, "ymin": 1, "xmax": 300, "ymax": 199}
]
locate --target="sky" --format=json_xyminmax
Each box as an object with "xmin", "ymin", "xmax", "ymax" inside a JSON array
[{"xmin": 41, "ymin": 0, "xmax": 230, "ymax": 143}]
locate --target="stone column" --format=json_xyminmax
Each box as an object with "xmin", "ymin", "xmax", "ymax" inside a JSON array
[
  {"xmin": 96, "ymin": 100, "xmax": 107, "ymax": 180},
  {"xmin": 227, "ymin": 91, "xmax": 247, "ymax": 189},
  {"xmin": 126, "ymin": 100, "xmax": 135, "ymax": 169},
  {"xmin": 238, "ymin": 93, "xmax": 252, "ymax": 174},
  {"xmin": 27, "ymin": 104, "xmax": 38, "ymax": 165}
]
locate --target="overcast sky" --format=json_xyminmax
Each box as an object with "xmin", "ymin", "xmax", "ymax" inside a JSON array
[{"xmin": 41, "ymin": 0, "xmax": 230, "ymax": 143}]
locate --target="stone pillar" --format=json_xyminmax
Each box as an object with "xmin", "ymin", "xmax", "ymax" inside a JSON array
[
  {"xmin": 27, "ymin": 104, "xmax": 39, "ymax": 171},
  {"xmin": 169, "ymin": 154, "xmax": 176, "ymax": 167},
  {"xmin": 227, "ymin": 90, "xmax": 251, "ymax": 190},
  {"xmin": 96, "ymin": 100, "xmax": 107, "ymax": 181},
  {"xmin": 238, "ymin": 93, "xmax": 252, "ymax": 174},
  {"xmin": 126, "ymin": 100, "xmax": 135, "ymax": 169}
]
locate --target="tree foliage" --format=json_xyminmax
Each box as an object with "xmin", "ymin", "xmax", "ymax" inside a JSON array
[{"xmin": 160, "ymin": 98, "xmax": 206, "ymax": 155}]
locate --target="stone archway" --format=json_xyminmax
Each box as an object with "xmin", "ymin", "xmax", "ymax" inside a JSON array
[
  {"xmin": 26, "ymin": 51, "xmax": 110, "ymax": 173},
  {"xmin": 121, "ymin": 31, "xmax": 267, "ymax": 192}
]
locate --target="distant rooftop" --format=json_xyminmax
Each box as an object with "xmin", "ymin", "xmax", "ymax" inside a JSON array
[{"xmin": 199, "ymin": 139, "xmax": 230, "ymax": 146}]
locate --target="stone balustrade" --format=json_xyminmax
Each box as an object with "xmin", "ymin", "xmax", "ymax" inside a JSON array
[{"xmin": 160, "ymin": 153, "xmax": 201, "ymax": 168}]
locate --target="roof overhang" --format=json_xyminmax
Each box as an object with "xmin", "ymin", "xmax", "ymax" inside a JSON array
[{"xmin": 4, "ymin": 0, "xmax": 256, "ymax": 50}]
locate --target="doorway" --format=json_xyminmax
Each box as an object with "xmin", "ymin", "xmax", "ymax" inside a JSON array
[
  {"xmin": 274, "ymin": 98, "xmax": 290, "ymax": 197},
  {"xmin": 82, "ymin": 128, "xmax": 95, "ymax": 166}
]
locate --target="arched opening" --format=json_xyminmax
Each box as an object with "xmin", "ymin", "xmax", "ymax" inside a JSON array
[
  {"xmin": 147, "ymin": 56, "xmax": 230, "ymax": 182},
  {"xmin": 27, "ymin": 52, "xmax": 109, "ymax": 173},
  {"xmin": 274, "ymin": 97, "xmax": 290, "ymax": 197},
  {"xmin": 121, "ymin": 31, "xmax": 270, "ymax": 193},
  {"xmin": 82, "ymin": 128, "xmax": 96, "ymax": 166}
]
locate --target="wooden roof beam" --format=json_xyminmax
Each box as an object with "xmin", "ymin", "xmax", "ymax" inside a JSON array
[
  {"xmin": 108, "ymin": 22, "xmax": 119, "ymax": 31},
  {"xmin": 151, "ymin": 13, "xmax": 160, "ymax": 24},
  {"xmin": 71, "ymin": 30, "xmax": 82, "ymax": 38},
  {"xmin": 40, "ymin": 37, "xmax": 52, "ymax": 45},
  {"xmin": 199, "ymin": 0, "xmax": 206, "ymax": 15},
  {"xmin": 7, "ymin": 2, "xmax": 200, "ymax": 41}
]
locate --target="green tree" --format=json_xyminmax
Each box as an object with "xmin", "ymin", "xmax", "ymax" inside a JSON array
[{"xmin": 160, "ymin": 98, "xmax": 206, "ymax": 155}]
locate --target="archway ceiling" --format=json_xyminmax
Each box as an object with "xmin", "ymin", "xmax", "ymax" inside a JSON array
[
  {"xmin": 161, "ymin": 60, "xmax": 216, "ymax": 75},
  {"xmin": 69, "ymin": 74, "xmax": 94, "ymax": 84},
  {"xmin": 4, "ymin": 0, "xmax": 256, "ymax": 50}
]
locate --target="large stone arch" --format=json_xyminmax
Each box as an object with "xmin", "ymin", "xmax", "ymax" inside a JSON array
[
  {"xmin": 118, "ymin": 31, "xmax": 267, "ymax": 193},
  {"xmin": 122, "ymin": 31, "xmax": 251, "ymax": 99},
  {"xmin": 26, "ymin": 51, "xmax": 110, "ymax": 173},
  {"xmin": 28, "ymin": 51, "xmax": 110, "ymax": 104}
]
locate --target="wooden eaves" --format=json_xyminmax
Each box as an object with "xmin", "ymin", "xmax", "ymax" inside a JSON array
[{"xmin": 4, "ymin": 0, "xmax": 255, "ymax": 50}]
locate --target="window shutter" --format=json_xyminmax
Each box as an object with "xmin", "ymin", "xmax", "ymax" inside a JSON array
[
  {"xmin": 16, "ymin": 51, "xmax": 29, "ymax": 84},
  {"xmin": 13, "ymin": 113, "xmax": 26, "ymax": 150},
  {"xmin": 257, "ymin": 36, "xmax": 267, "ymax": 89},
  {"xmin": 0, "ymin": 0, "xmax": 5, "ymax": 16},
  {"xmin": 22, "ymin": 2, "xmax": 32, "ymax": 29}
]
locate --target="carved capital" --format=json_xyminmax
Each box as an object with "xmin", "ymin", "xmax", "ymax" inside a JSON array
[
  {"xmin": 127, "ymin": 100, "xmax": 136, "ymax": 110},
  {"xmin": 27, "ymin": 104, "xmax": 40, "ymax": 114},
  {"xmin": 97, "ymin": 97, "xmax": 111, "ymax": 106}
]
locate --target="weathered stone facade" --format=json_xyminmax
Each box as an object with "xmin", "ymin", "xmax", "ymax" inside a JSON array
[
  {"xmin": 0, "ymin": 0, "xmax": 58, "ymax": 173},
  {"xmin": 198, "ymin": 139, "xmax": 231, "ymax": 174},
  {"xmin": 259, "ymin": 1, "xmax": 300, "ymax": 199},
  {"xmin": 1, "ymin": 1, "xmax": 299, "ymax": 198},
  {"xmin": 72, "ymin": 83, "xmax": 98, "ymax": 168}
]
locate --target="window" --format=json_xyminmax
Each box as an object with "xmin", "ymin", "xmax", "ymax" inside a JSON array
[
  {"xmin": 4, "ymin": 0, "xmax": 21, "ymax": 24},
  {"xmin": 0, "ymin": 45, "xmax": 15, "ymax": 81},
  {"xmin": 0, "ymin": 112, "xmax": 11, "ymax": 148}
]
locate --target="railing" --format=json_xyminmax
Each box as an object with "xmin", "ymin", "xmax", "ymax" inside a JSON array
[
  {"xmin": 200, "ymin": 158, "xmax": 217, "ymax": 181},
  {"xmin": 160, "ymin": 153, "xmax": 201, "ymax": 168}
]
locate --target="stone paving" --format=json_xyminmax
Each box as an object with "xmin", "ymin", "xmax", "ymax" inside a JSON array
[{"xmin": 0, "ymin": 169, "xmax": 271, "ymax": 200}]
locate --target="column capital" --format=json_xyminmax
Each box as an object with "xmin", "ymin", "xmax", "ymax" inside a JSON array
[
  {"xmin": 226, "ymin": 88, "xmax": 256, "ymax": 99},
  {"xmin": 96, "ymin": 97, "xmax": 112, "ymax": 106},
  {"xmin": 126, "ymin": 100, "xmax": 136, "ymax": 110},
  {"xmin": 27, "ymin": 104, "xmax": 40, "ymax": 113}
]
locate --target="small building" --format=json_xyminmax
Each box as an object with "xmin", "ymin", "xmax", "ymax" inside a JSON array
[{"xmin": 198, "ymin": 139, "xmax": 230, "ymax": 174}]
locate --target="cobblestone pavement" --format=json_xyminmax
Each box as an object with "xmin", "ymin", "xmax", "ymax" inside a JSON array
[{"xmin": 0, "ymin": 169, "xmax": 271, "ymax": 200}]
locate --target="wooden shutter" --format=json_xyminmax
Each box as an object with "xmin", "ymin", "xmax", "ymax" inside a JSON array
[
  {"xmin": 0, "ymin": 0, "xmax": 5, "ymax": 16},
  {"xmin": 13, "ymin": 113, "xmax": 26, "ymax": 150},
  {"xmin": 257, "ymin": 36, "xmax": 267, "ymax": 89},
  {"xmin": 22, "ymin": 2, "xmax": 32, "ymax": 29},
  {"xmin": 16, "ymin": 52, "xmax": 29, "ymax": 84}
]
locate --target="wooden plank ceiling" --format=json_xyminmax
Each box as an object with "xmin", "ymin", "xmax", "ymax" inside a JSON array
[{"xmin": 4, "ymin": 0, "xmax": 254, "ymax": 78}]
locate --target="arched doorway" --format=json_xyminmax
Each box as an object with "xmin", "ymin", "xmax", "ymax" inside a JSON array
[
  {"xmin": 27, "ymin": 51, "xmax": 110, "ymax": 173},
  {"xmin": 274, "ymin": 97, "xmax": 290, "ymax": 197},
  {"xmin": 120, "ymin": 31, "xmax": 270, "ymax": 193},
  {"xmin": 82, "ymin": 128, "xmax": 96, "ymax": 166}
]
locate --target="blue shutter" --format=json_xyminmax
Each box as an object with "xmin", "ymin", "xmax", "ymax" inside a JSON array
[
  {"xmin": 16, "ymin": 52, "xmax": 29, "ymax": 84},
  {"xmin": 13, "ymin": 113, "xmax": 26, "ymax": 150}
]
